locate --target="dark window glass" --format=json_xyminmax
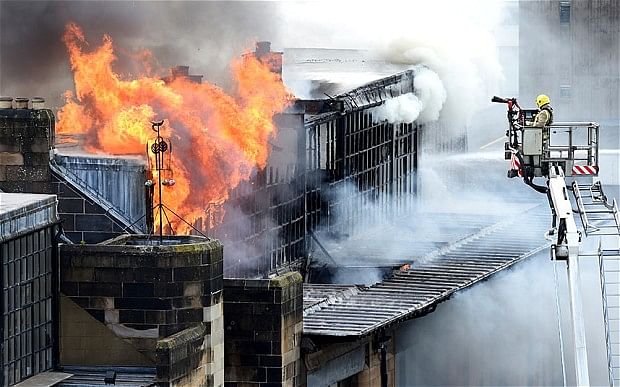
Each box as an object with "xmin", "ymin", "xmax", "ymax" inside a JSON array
[
  {"xmin": 560, "ymin": 85, "xmax": 572, "ymax": 98},
  {"xmin": 2, "ymin": 228, "xmax": 55, "ymax": 385},
  {"xmin": 560, "ymin": 2, "xmax": 571, "ymax": 23}
]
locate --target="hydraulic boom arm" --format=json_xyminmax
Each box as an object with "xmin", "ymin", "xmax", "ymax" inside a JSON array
[
  {"xmin": 548, "ymin": 166, "xmax": 590, "ymax": 386},
  {"xmin": 492, "ymin": 96, "xmax": 604, "ymax": 386}
]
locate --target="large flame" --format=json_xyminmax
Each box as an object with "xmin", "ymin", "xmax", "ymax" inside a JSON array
[{"xmin": 57, "ymin": 23, "xmax": 291, "ymax": 232}]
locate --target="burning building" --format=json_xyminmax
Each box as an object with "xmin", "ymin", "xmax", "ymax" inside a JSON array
[{"xmin": 0, "ymin": 22, "xmax": 564, "ymax": 387}]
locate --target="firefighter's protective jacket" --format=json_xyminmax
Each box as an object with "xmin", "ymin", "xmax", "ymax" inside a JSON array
[
  {"xmin": 533, "ymin": 104, "xmax": 553, "ymax": 127},
  {"xmin": 532, "ymin": 104, "xmax": 553, "ymax": 156}
]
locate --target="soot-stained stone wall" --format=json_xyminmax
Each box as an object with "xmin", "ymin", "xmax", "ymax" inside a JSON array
[
  {"xmin": 0, "ymin": 107, "xmax": 143, "ymax": 243},
  {"xmin": 224, "ymin": 272, "xmax": 303, "ymax": 387},
  {"xmin": 0, "ymin": 108, "xmax": 54, "ymax": 193},
  {"xmin": 59, "ymin": 235, "xmax": 224, "ymax": 386},
  {"xmin": 52, "ymin": 173, "xmax": 128, "ymax": 244}
]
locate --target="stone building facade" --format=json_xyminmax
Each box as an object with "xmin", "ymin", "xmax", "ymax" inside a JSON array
[{"xmin": 59, "ymin": 235, "xmax": 224, "ymax": 386}]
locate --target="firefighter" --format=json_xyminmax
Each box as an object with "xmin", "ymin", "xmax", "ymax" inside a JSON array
[
  {"xmin": 533, "ymin": 94, "xmax": 554, "ymax": 127},
  {"xmin": 532, "ymin": 94, "xmax": 553, "ymax": 177}
]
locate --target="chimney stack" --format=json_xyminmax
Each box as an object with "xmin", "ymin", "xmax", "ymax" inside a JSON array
[
  {"xmin": 256, "ymin": 41, "xmax": 272, "ymax": 57},
  {"xmin": 171, "ymin": 65, "xmax": 190, "ymax": 78},
  {"xmin": 163, "ymin": 66, "xmax": 203, "ymax": 84},
  {"xmin": 252, "ymin": 41, "xmax": 283, "ymax": 75}
]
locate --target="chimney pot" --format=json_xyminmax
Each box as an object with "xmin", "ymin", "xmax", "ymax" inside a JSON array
[
  {"xmin": 14, "ymin": 97, "xmax": 29, "ymax": 109},
  {"xmin": 32, "ymin": 97, "xmax": 45, "ymax": 110},
  {"xmin": 0, "ymin": 97, "xmax": 13, "ymax": 109},
  {"xmin": 256, "ymin": 41, "xmax": 271, "ymax": 56}
]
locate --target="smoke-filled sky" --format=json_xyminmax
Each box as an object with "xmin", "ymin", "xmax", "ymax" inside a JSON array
[
  {"xmin": 0, "ymin": 1, "xmax": 282, "ymax": 107},
  {"xmin": 0, "ymin": 0, "xmax": 505, "ymax": 126}
]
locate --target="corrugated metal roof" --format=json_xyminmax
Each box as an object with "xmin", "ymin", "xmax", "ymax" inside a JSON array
[
  {"xmin": 304, "ymin": 283, "xmax": 364, "ymax": 310},
  {"xmin": 303, "ymin": 207, "xmax": 551, "ymax": 337}
]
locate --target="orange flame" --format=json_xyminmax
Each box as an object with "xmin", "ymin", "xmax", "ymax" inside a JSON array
[{"xmin": 57, "ymin": 23, "xmax": 291, "ymax": 232}]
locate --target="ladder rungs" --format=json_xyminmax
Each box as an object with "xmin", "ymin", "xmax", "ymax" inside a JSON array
[{"xmin": 575, "ymin": 184, "xmax": 600, "ymax": 189}]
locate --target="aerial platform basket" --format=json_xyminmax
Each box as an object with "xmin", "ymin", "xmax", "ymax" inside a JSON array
[
  {"xmin": 507, "ymin": 120, "xmax": 600, "ymax": 179},
  {"xmin": 542, "ymin": 121, "xmax": 600, "ymax": 177}
]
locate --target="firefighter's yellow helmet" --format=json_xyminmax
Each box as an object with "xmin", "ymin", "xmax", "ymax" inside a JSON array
[{"xmin": 536, "ymin": 94, "xmax": 550, "ymax": 108}]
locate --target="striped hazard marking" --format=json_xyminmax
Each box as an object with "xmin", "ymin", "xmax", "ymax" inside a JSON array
[
  {"xmin": 510, "ymin": 153, "xmax": 522, "ymax": 176},
  {"xmin": 572, "ymin": 165, "xmax": 599, "ymax": 175}
]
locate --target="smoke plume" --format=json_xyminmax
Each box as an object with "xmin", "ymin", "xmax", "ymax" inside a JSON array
[
  {"xmin": 372, "ymin": 66, "xmax": 447, "ymax": 125},
  {"xmin": 395, "ymin": 251, "xmax": 610, "ymax": 386},
  {"xmin": 309, "ymin": 153, "xmax": 542, "ymax": 286},
  {"xmin": 279, "ymin": 0, "xmax": 503, "ymax": 129}
]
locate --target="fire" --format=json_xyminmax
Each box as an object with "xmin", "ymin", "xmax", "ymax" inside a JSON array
[{"xmin": 57, "ymin": 23, "xmax": 291, "ymax": 233}]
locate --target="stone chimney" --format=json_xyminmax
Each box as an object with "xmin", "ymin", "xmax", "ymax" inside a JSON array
[
  {"xmin": 0, "ymin": 97, "xmax": 54, "ymax": 193},
  {"xmin": 163, "ymin": 65, "xmax": 203, "ymax": 84}
]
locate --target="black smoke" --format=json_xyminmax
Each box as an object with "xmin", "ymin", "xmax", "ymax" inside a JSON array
[{"xmin": 0, "ymin": 1, "xmax": 281, "ymax": 109}]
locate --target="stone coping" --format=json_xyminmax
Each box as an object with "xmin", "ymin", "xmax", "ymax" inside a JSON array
[
  {"xmin": 54, "ymin": 152, "xmax": 147, "ymax": 169},
  {"xmin": 225, "ymin": 271, "xmax": 302, "ymax": 289},
  {"xmin": 0, "ymin": 193, "xmax": 57, "ymax": 242},
  {"xmin": 156, "ymin": 324, "xmax": 206, "ymax": 351},
  {"xmin": 61, "ymin": 234, "xmax": 220, "ymax": 254}
]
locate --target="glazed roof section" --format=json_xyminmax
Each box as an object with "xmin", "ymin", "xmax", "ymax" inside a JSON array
[{"xmin": 50, "ymin": 151, "xmax": 147, "ymax": 233}]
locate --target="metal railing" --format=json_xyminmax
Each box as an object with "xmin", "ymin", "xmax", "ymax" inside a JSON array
[{"xmin": 542, "ymin": 122, "xmax": 600, "ymax": 172}]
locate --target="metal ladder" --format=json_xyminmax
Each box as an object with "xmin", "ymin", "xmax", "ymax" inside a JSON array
[
  {"xmin": 573, "ymin": 181, "xmax": 620, "ymax": 386},
  {"xmin": 573, "ymin": 181, "xmax": 620, "ymax": 237}
]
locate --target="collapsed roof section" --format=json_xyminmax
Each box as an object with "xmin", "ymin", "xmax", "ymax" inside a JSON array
[
  {"xmin": 335, "ymin": 69, "xmax": 416, "ymax": 111},
  {"xmin": 303, "ymin": 206, "xmax": 551, "ymax": 337},
  {"xmin": 304, "ymin": 69, "xmax": 417, "ymax": 124}
]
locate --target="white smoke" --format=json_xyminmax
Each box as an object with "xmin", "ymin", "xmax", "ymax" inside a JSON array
[
  {"xmin": 373, "ymin": 94, "xmax": 422, "ymax": 124},
  {"xmin": 414, "ymin": 67, "xmax": 448, "ymax": 123},
  {"xmin": 395, "ymin": 251, "xmax": 610, "ymax": 386},
  {"xmin": 373, "ymin": 67, "xmax": 447, "ymax": 125},
  {"xmin": 374, "ymin": 2, "xmax": 503, "ymax": 128},
  {"xmin": 279, "ymin": 0, "xmax": 503, "ymax": 129}
]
